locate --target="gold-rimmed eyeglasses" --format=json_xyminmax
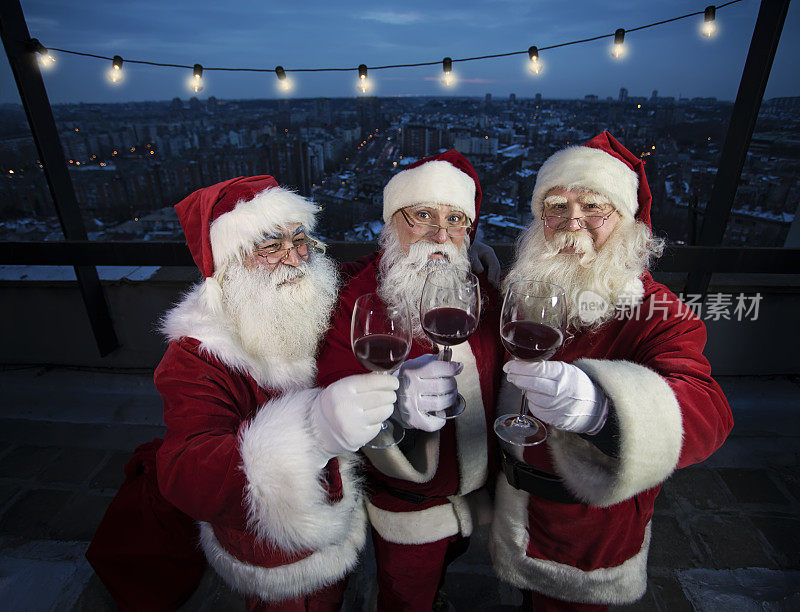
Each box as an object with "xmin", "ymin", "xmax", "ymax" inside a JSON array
[
  {"xmin": 400, "ymin": 207, "xmax": 471, "ymax": 238},
  {"xmin": 254, "ymin": 236, "xmax": 318, "ymax": 264},
  {"xmin": 541, "ymin": 210, "xmax": 615, "ymax": 230}
]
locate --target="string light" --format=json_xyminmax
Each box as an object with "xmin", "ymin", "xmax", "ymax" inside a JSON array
[
  {"xmin": 442, "ymin": 57, "xmax": 454, "ymax": 87},
  {"xmin": 108, "ymin": 55, "xmax": 123, "ymax": 84},
  {"xmin": 702, "ymin": 5, "xmax": 718, "ymax": 37},
  {"xmin": 191, "ymin": 63, "xmax": 204, "ymax": 93},
  {"xmin": 611, "ymin": 28, "xmax": 626, "ymax": 59},
  {"xmin": 527, "ymin": 46, "xmax": 542, "ymax": 75},
  {"xmin": 357, "ymin": 63, "xmax": 369, "ymax": 94},
  {"xmin": 30, "ymin": 39, "xmax": 55, "ymax": 70},
  {"xmin": 275, "ymin": 65, "xmax": 291, "ymax": 91},
  {"xmin": 32, "ymin": 1, "xmax": 740, "ymax": 92}
]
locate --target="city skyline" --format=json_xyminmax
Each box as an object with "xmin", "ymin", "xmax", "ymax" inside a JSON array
[{"xmin": 2, "ymin": 0, "xmax": 799, "ymax": 104}]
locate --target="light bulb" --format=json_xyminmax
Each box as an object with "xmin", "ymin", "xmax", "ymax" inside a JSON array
[
  {"xmin": 527, "ymin": 46, "xmax": 542, "ymax": 75},
  {"xmin": 442, "ymin": 57, "xmax": 454, "ymax": 87},
  {"xmin": 611, "ymin": 28, "xmax": 626, "ymax": 59},
  {"xmin": 702, "ymin": 6, "xmax": 717, "ymax": 38},
  {"xmin": 357, "ymin": 64, "xmax": 369, "ymax": 94},
  {"xmin": 108, "ymin": 55, "xmax": 123, "ymax": 84},
  {"xmin": 191, "ymin": 63, "xmax": 204, "ymax": 93}
]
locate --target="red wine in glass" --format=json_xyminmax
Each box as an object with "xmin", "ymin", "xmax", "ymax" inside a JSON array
[
  {"xmin": 419, "ymin": 268, "xmax": 481, "ymax": 419},
  {"xmin": 354, "ymin": 334, "xmax": 411, "ymax": 372},
  {"xmin": 501, "ymin": 321, "xmax": 563, "ymax": 362},
  {"xmin": 351, "ymin": 293, "xmax": 411, "ymax": 448},
  {"xmin": 422, "ymin": 307, "xmax": 477, "ymax": 347},
  {"xmin": 494, "ymin": 280, "xmax": 566, "ymax": 447}
]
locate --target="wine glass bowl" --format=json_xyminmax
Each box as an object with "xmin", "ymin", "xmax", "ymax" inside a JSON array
[
  {"xmin": 351, "ymin": 293, "xmax": 411, "ymax": 448},
  {"xmin": 419, "ymin": 267, "xmax": 481, "ymax": 418},
  {"xmin": 494, "ymin": 280, "xmax": 566, "ymax": 446}
]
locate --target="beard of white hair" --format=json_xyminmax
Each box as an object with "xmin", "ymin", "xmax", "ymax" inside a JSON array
[
  {"xmin": 221, "ymin": 253, "xmax": 340, "ymax": 365},
  {"xmin": 504, "ymin": 217, "xmax": 663, "ymax": 331},
  {"xmin": 378, "ymin": 221, "xmax": 471, "ymax": 340}
]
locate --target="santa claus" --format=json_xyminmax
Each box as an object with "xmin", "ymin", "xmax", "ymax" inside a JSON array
[
  {"xmin": 490, "ymin": 132, "xmax": 733, "ymax": 610},
  {"xmin": 154, "ymin": 176, "xmax": 398, "ymax": 610},
  {"xmin": 317, "ymin": 150, "xmax": 505, "ymax": 611}
]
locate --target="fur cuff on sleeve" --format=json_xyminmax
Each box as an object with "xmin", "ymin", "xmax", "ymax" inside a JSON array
[
  {"xmin": 239, "ymin": 388, "xmax": 362, "ymax": 552},
  {"xmin": 362, "ymin": 430, "xmax": 439, "ymax": 483},
  {"xmin": 548, "ymin": 359, "xmax": 683, "ymax": 507}
]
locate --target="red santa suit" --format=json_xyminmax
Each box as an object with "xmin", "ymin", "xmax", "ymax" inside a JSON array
[
  {"xmin": 316, "ymin": 151, "xmax": 505, "ymax": 610},
  {"xmin": 155, "ymin": 176, "xmax": 366, "ymax": 608},
  {"xmin": 490, "ymin": 133, "xmax": 733, "ymax": 607}
]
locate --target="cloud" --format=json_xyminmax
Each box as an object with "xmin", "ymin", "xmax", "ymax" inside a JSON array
[
  {"xmin": 360, "ymin": 11, "xmax": 421, "ymax": 25},
  {"xmin": 423, "ymin": 76, "xmax": 494, "ymax": 84}
]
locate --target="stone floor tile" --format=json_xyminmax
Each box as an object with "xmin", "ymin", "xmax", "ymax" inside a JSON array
[
  {"xmin": 694, "ymin": 514, "xmax": 780, "ymax": 569},
  {"xmin": 39, "ymin": 448, "xmax": 109, "ymax": 485},
  {"xmin": 646, "ymin": 573, "xmax": 694, "ymax": 611},
  {"xmin": 49, "ymin": 493, "xmax": 113, "ymax": 541},
  {"xmin": 665, "ymin": 467, "xmax": 734, "ymax": 510},
  {"xmin": 750, "ymin": 516, "xmax": 800, "ymax": 570},
  {"xmin": 717, "ymin": 468, "xmax": 793, "ymax": 505},
  {"xmin": 89, "ymin": 452, "xmax": 131, "ymax": 492},
  {"xmin": 0, "ymin": 489, "xmax": 73, "ymax": 538},
  {"xmin": 648, "ymin": 515, "xmax": 703, "ymax": 569},
  {"xmin": 443, "ymin": 570, "xmax": 504, "ymax": 610},
  {"xmin": 0, "ymin": 445, "xmax": 61, "ymax": 480}
]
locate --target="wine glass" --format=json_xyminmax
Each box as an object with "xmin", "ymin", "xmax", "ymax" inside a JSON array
[
  {"xmin": 419, "ymin": 267, "xmax": 481, "ymax": 419},
  {"xmin": 351, "ymin": 292, "xmax": 411, "ymax": 448},
  {"xmin": 494, "ymin": 280, "xmax": 566, "ymax": 446}
]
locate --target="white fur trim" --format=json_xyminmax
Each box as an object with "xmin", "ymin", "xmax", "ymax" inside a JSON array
[
  {"xmin": 382, "ymin": 160, "xmax": 476, "ymax": 222},
  {"xmin": 451, "ymin": 343, "xmax": 488, "ymax": 495},
  {"xmin": 531, "ymin": 146, "xmax": 639, "ymax": 219},
  {"xmin": 367, "ymin": 488, "xmax": 492, "ymax": 545},
  {"xmin": 240, "ymin": 388, "xmax": 361, "ymax": 552},
  {"xmin": 362, "ymin": 430, "xmax": 439, "ymax": 483},
  {"xmin": 210, "ymin": 186, "xmax": 318, "ymax": 273},
  {"xmin": 490, "ymin": 478, "xmax": 649, "ymax": 604},
  {"xmin": 160, "ymin": 283, "xmax": 316, "ymax": 392},
  {"xmin": 617, "ymin": 276, "xmax": 645, "ymax": 308},
  {"xmin": 549, "ymin": 359, "xmax": 684, "ymax": 507},
  {"xmin": 198, "ymin": 506, "xmax": 366, "ymax": 603}
]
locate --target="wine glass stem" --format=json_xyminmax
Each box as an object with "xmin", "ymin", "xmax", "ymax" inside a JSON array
[
  {"xmin": 440, "ymin": 345, "xmax": 452, "ymax": 362},
  {"xmin": 518, "ymin": 391, "xmax": 529, "ymax": 420}
]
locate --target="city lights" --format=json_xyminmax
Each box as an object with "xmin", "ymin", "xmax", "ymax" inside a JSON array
[
  {"xmin": 357, "ymin": 64, "xmax": 370, "ymax": 94},
  {"xmin": 190, "ymin": 64, "xmax": 204, "ymax": 93},
  {"xmin": 527, "ymin": 46, "xmax": 542, "ymax": 75},
  {"xmin": 702, "ymin": 5, "xmax": 718, "ymax": 38},
  {"xmin": 442, "ymin": 57, "xmax": 455, "ymax": 87},
  {"xmin": 611, "ymin": 29, "xmax": 626, "ymax": 59},
  {"xmin": 108, "ymin": 55, "xmax": 123, "ymax": 84}
]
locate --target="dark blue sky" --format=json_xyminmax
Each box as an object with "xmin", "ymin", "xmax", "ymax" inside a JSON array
[{"xmin": 2, "ymin": 0, "xmax": 798, "ymax": 103}]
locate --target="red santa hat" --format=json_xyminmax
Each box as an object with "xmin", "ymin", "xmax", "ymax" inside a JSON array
[
  {"xmin": 174, "ymin": 175, "xmax": 319, "ymax": 308},
  {"xmin": 383, "ymin": 149, "xmax": 482, "ymax": 233},
  {"xmin": 531, "ymin": 131, "xmax": 652, "ymax": 229}
]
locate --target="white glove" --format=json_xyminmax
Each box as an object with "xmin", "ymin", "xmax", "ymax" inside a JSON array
[
  {"xmin": 469, "ymin": 239, "xmax": 501, "ymax": 287},
  {"xmin": 395, "ymin": 354, "xmax": 463, "ymax": 432},
  {"xmin": 503, "ymin": 360, "xmax": 609, "ymax": 434},
  {"xmin": 310, "ymin": 373, "xmax": 398, "ymax": 458}
]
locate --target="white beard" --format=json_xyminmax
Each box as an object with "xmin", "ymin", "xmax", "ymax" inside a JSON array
[
  {"xmin": 221, "ymin": 254, "xmax": 340, "ymax": 364},
  {"xmin": 504, "ymin": 219, "xmax": 657, "ymax": 331},
  {"xmin": 377, "ymin": 224, "xmax": 471, "ymax": 340}
]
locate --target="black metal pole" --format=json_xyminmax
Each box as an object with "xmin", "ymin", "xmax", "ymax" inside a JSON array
[
  {"xmin": 0, "ymin": 0, "xmax": 119, "ymax": 356},
  {"xmin": 685, "ymin": 0, "xmax": 790, "ymax": 296}
]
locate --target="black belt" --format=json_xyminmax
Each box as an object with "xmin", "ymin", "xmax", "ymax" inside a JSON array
[
  {"xmin": 377, "ymin": 483, "xmax": 445, "ymax": 505},
  {"xmin": 500, "ymin": 449, "xmax": 581, "ymax": 504}
]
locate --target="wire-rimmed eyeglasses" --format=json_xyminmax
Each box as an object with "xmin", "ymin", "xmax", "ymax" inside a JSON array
[
  {"xmin": 541, "ymin": 210, "xmax": 616, "ymax": 230},
  {"xmin": 400, "ymin": 207, "xmax": 471, "ymax": 238},
  {"xmin": 254, "ymin": 237, "xmax": 318, "ymax": 264}
]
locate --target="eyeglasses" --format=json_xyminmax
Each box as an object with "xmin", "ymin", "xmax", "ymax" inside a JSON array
[
  {"xmin": 254, "ymin": 236, "xmax": 318, "ymax": 264},
  {"xmin": 400, "ymin": 207, "xmax": 471, "ymax": 238},
  {"xmin": 541, "ymin": 210, "xmax": 616, "ymax": 230}
]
